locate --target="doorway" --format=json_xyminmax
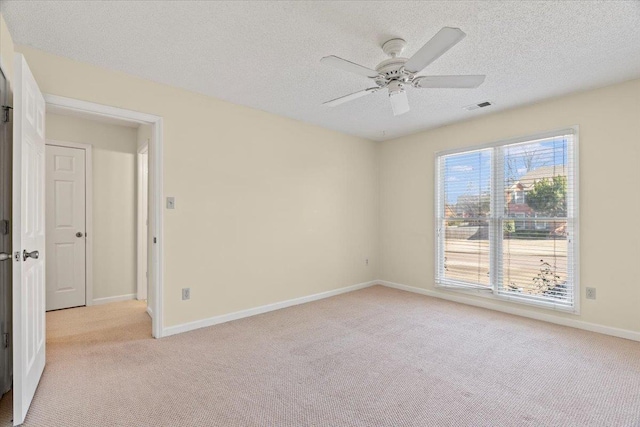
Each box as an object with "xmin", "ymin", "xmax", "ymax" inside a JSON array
[
  {"xmin": 45, "ymin": 114, "xmax": 156, "ymax": 318},
  {"xmin": 44, "ymin": 95, "xmax": 164, "ymax": 339},
  {"xmin": 4, "ymin": 54, "xmax": 165, "ymax": 426},
  {"xmin": 5, "ymin": 53, "xmax": 164, "ymax": 424}
]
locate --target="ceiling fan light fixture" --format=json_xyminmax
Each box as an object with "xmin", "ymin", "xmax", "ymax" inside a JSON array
[
  {"xmin": 320, "ymin": 27, "xmax": 484, "ymax": 116},
  {"xmin": 387, "ymin": 80, "xmax": 405, "ymax": 94},
  {"xmin": 389, "ymin": 90, "xmax": 410, "ymax": 116}
]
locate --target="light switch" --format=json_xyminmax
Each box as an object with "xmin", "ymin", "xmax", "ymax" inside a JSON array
[{"xmin": 166, "ymin": 196, "xmax": 175, "ymax": 209}]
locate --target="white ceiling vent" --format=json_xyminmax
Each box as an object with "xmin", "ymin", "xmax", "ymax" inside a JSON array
[{"xmin": 463, "ymin": 101, "xmax": 493, "ymax": 111}]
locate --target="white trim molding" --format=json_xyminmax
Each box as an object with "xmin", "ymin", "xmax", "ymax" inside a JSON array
[
  {"xmin": 434, "ymin": 127, "xmax": 579, "ymax": 314},
  {"xmin": 92, "ymin": 293, "xmax": 136, "ymax": 306},
  {"xmin": 44, "ymin": 94, "xmax": 165, "ymax": 339},
  {"xmin": 161, "ymin": 279, "xmax": 639, "ymax": 342},
  {"xmin": 44, "ymin": 94, "xmax": 160, "ymax": 125},
  {"xmin": 379, "ymin": 280, "xmax": 640, "ymax": 342},
  {"xmin": 136, "ymin": 142, "xmax": 149, "ymax": 301},
  {"xmin": 163, "ymin": 281, "xmax": 377, "ymax": 337}
]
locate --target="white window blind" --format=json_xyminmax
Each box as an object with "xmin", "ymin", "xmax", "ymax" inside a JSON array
[
  {"xmin": 436, "ymin": 148, "xmax": 492, "ymax": 289},
  {"xmin": 436, "ymin": 129, "xmax": 578, "ymax": 310}
]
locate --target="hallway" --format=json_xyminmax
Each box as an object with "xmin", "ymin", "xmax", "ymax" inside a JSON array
[{"xmin": 0, "ymin": 300, "xmax": 150, "ymax": 426}]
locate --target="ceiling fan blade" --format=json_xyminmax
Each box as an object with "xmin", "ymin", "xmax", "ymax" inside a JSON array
[
  {"xmin": 414, "ymin": 75, "xmax": 486, "ymax": 88},
  {"xmin": 321, "ymin": 55, "xmax": 380, "ymax": 78},
  {"xmin": 389, "ymin": 91, "xmax": 410, "ymax": 116},
  {"xmin": 404, "ymin": 27, "xmax": 466, "ymax": 74},
  {"xmin": 323, "ymin": 87, "xmax": 380, "ymax": 107}
]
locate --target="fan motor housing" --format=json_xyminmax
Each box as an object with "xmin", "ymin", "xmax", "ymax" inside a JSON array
[
  {"xmin": 376, "ymin": 38, "xmax": 411, "ymax": 83},
  {"xmin": 375, "ymin": 58, "xmax": 408, "ymax": 79}
]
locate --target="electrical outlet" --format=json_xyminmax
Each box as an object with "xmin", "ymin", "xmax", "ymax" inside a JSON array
[
  {"xmin": 182, "ymin": 287, "xmax": 190, "ymax": 300},
  {"xmin": 586, "ymin": 287, "xmax": 596, "ymax": 300},
  {"xmin": 365, "ymin": 258, "xmax": 369, "ymax": 266}
]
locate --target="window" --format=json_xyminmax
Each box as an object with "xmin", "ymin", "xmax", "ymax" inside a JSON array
[
  {"xmin": 436, "ymin": 129, "xmax": 578, "ymax": 311},
  {"xmin": 513, "ymin": 190, "xmax": 525, "ymax": 204}
]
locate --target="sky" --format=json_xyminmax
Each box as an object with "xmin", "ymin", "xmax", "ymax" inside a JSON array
[{"xmin": 443, "ymin": 137, "xmax": 569, "ymax": 205}]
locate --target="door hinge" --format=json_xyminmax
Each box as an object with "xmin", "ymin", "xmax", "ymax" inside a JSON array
[
  {"xmin": 0, "ymin": 219, "xmax": 8, "ymax": 235},
  {"xmin": 2, "ymin": 105, "xmax": 12, "ymax": 123},
  {"xmin": 3, "ymin": 333, "xmax": 9, "ymax": 349}
]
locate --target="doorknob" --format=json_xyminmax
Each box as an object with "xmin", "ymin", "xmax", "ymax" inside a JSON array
[
  {"xmin": 76, "ymin": 232, "xmax": 84, "ymax": 238},
  {"xmin": 23, "ymin": 250, "xmax": 39, "ymax": 261},
  {"xmin": 0, "ymin": 252, "xmax": 10, "ymax": 262}
]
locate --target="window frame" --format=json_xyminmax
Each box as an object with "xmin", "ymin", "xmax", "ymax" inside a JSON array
[
  {"xmin": 514, "ymin": 190, "xmax": 525, "ymax": 204},
  {"xmin": 434, "ymin": 127, "xmax": 580, "ymax": 314}
]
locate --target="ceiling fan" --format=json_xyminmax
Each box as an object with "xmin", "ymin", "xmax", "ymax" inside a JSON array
[{"xmin": 321, "ymin": 27, "xmax": 485, "ymax": 116}]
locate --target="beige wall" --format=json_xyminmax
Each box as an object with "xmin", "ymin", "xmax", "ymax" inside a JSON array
[
  {"xmin": 137, "ymin": 123, "xmax": 151, "ymax": 151},
  {"xmin": 46, "ymin": 113, "xmax": 139, "ymax": 301},
  {"xmin": 15, "ymin": 45, "xmax": 379, "ymax": 328},
  {"xmin": 4, "ymin": 16, "xmax": 638, "ymax": 335},
  {"xmin": 379, "ymin": 78, "xmax": 640, "ymax": 333}
]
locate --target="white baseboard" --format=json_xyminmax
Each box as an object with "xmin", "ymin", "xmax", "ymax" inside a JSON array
[
  {"xmin": 162, "ymin": 280, "xmax": 377, "ymax": 337},
  {"xmin": 146, "ymin": 305, "xmax": 153, "ymax": 318},
  {"xmin": 379, "ymin": 280, "xmax": 640, "ymax": 342},
  {"xmin": 92, "ymin": 293, "xmax": 136, "ymax": 306},
  {"xmin": 160, "ymin": 279, "xmax": 640, "ymax": 342}
]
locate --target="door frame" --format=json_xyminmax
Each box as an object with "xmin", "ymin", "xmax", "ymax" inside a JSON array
[
  {"xmin": 136, "ymin": 142, "xmax": 148, "ymax": 302},
  {"xmin": 0, "ymin": 60, "xmax": 11, "ymax": 398},
  {"xmin": 43, "ymin": 94, "xmax": 165, "ymax": 339},
  {"xmin": 45, "ymin": 140, "xmax": 93, "ymax": 307}
]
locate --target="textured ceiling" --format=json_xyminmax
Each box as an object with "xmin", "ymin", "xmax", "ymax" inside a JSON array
[{"xmin": 2, "ymin": 1, "xmax": 640, "ymax": 141}]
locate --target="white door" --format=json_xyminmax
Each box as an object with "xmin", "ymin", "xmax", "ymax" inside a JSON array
[
  {"xmin": 45, "ymin": 145, "xmax": 86, "ymax": 311},
  {"xmin": 12, "ymin": 54, "xmax": 46, "ymax": 426}
]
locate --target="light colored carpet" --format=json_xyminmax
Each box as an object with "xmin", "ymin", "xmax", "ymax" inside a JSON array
[{"xmin": 1, "ymin": 286, "xmax": 639, "ymax": 426}]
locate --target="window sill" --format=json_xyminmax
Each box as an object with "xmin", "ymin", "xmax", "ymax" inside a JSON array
[{"xmin": 435, "ymin": 283, "xmax": 579, "ymax": 315}]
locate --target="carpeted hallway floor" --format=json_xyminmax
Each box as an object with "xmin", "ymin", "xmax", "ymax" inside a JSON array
[{"xmin": 1, "ymin": 285, "xmax": 639, "ymax": 426}]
